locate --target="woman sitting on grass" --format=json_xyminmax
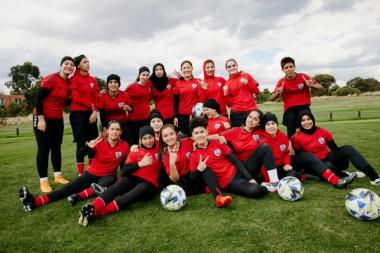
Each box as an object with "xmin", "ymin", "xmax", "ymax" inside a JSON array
[
  {"xmin": 291, "ymin": 110, "xmax": 380, "ymax": 187},
  {"xmin": 19, "ymin": 121, "xmax": 130, "ymax": 211},
  {"xmin": 78, "ymin": 126, "xmax": 162, "ymax": 226}
]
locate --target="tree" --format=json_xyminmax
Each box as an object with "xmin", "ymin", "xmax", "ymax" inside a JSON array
[
  {"xmin": 313, "ymin": 74, "xmax": 336, "ymax": 96},
  {"xmin": 96, "ymin": 77, "xmax": 107, "ymax": 90},
  {"xmin": 256, "ymin": 88, "xmax": 271, "ymax": 104},
  {"xmin": 5, "ymin": 62, "xmax": 41, "ymax": 111}
]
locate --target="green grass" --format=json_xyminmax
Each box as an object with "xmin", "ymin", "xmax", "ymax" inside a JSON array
[{"xmin": 0, "ymin": 96, "xmax": 380, "ymax": 253}]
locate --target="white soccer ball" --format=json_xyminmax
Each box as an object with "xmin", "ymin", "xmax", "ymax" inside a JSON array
[
  {"xmin": 277, "ymin": 176, "xmax": 304, "ymax": 201},
  {"xmin": 192, "ymin": 103, "xmax": 204, "ymax": 117},
  {"xmin": 345, "ymin": 188, "xmax": 380, "ymax": 220},
  {"xmin": 160, "ymin": 185, "xmax": 187, "ymax": 211}
]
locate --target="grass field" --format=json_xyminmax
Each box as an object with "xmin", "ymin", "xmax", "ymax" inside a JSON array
[{"xmin": 0, "ymin": 96, "xmax": 379, "ymax": 253}]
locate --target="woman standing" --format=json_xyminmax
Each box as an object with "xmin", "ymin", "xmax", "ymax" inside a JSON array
[
  {"xmin": 173, "ymin": 60, "xmax": 202, "ymax": 135},
  {"xmin": 33, "ymin": 56, "xmax": 75, "ymax": 193},
  {"xmin": 223, "ymin": 59, "xmax": 260, "ymax": 127},
  {"xmin": 98, "ymin": 74, "xmax": 132, "ymax": 142},
  {"xmin": 70, "ymin": 55, "xmax": 100, "ymax": 175},
  {"xmin": 291, "ymin": 110, "xmax": 379, "ymax": 187},
  {"xmin": 78, "ymin": 126, "xmax": 162, "ymax": 226},
  {"xmin": 150, "ymin": 63, "xmax": 177, "ymax": 124},
  {"xmin": 125, "ymin": 66, "xmax": 152, "ymax": 144},
  {"xmin": 19, "ymin": 121, "xmax": 130, "ymax": 211}
]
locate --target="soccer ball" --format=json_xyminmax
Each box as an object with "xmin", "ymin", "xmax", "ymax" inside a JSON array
[
  {"xmin": 192, "ymin": 103, "xmax": 204, "ymax": 117},
  {"xmin": 277, "ymin": 176, "xmax": 304, "ymax": 201},
  {"xmin": 160, "ymin": 185, "xmax": 187, "ymax": 211},
  {"xmin": 345, "ymin": 188, "xmax": 380, "ymax": 220}
]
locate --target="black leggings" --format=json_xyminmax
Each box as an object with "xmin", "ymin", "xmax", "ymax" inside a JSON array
[
  {"xmin": 47, "ymin": 171, "xmax": 116, "ymax": 202},
  {"xmin": 292, "ymin": 152, "xmax": 330, "ymax": 176},
  {"xmin": 243, "ymin": 144, "xmax": 276, "ymax": 178},
  {"xmin": 70, "ymin": 111, "xmax": 98, "ymax": 163},
  {"xmin": 230, "ymin": 111, "xmax": 250, "ymax": 127},
  {"xmin": 126, "ymin": 119, "xmax": 150, "ymax": 145},
  {"xmin": 324, "ymin": 145, "xmax": 378, "ymax": 180},
  {"xmin": 33, "ymin": 117, "xmax": 64, "ymax": 178},
  {"xmin": 177, "ymin": 114, "xmax": 190, "ymax": 136},
  {"xmin": 282, "ymin": 105, "xmax": 310, "ymax": 138},
  {"xmin": 179, "ymin": 169, "xmax": 222, "ymax": 198},
  {"xmin": 99, "ymin": 176, "xmax": 156, "ymax": 210},
  {"xmin": 227, "ymin": 172, "xmax": 268, "ymax": 198}
]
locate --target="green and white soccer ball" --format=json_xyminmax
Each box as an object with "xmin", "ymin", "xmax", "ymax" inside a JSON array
[
  {"xmin": 160, "ymin": 185, "xmax": 187, "ymax": 211},
  {"xmin": 345, "ymin": 188, "xmax": 380, "ymax": 220},
  {"xmin": 277, "ymin": 176, "xmax": 304, "ymax": 201}
]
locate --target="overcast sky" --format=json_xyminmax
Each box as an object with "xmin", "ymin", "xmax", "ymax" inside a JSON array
[{"xmin": 1, "ymin": 0, "xmax": 379, "ymax": 93}]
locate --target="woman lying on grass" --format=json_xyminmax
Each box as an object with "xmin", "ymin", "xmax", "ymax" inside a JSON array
[{"xmin": 19, "ymin": 121, "xmax": 130, "ymax": 211}]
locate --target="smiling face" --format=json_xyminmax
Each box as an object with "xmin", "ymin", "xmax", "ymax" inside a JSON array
[
  {"xmin": 205, "ymin": 61, "xmax": 215, "ymax": 76},
  {"xmin": 225, "ymin": 60, "xmax": 238, "ymax": 75},
  {"xmin": 154, "ymin": 65, "xmax": 164, "ymax": 78},
  {"xmin": 245, "ymin": 111, "xmax": 261, "ymax": 130},
  {"xmin": 107, "ymin": 122, "xmax": 122, "ymax": 141},
  {"xmin": 107, "ymin": 80, "xmax": 119, "ymax": 92},
  {"xmin": 150, "ymin": 118, "xmax": 163, "ymax": 133},
  {"xmin": 192, "ymin": 126, "xmax": 208, "ymax": 145},
  {"xmin": 60, "ymin": 60, "xmax": 75, "ymax": 76},
  {"xmin": 265, "ymin": 121, "xmax": 278, "ymax": 136},
  {"xmin": 161, "ymin": 126, "xmax": 177, "ymax": 146},
  {"xmin": 181, "ymin": 62, "xmax": 193, "ymax": 79},
  {"xmin": 139, "ymin": 71, "xmax": 150, "ymax": 84},
  {"xmin": 203, "ymin": 107, "xmax": 218, "ymax": 118},
  {"xmin": 141, "ymin": 134, "xmax": 155, "ymax": 148},
  {"xmin": 300, "ymin": 115, "xmax": 314, "ymax": 130}
]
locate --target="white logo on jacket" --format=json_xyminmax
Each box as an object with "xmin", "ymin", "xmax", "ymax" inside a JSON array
[
  {"xmin": 90, "ymin": 82, "xmax": 94, "ymax": 88},
  {"xmin": 217, "ymin": 82, "xmax": 222, "ymax": 87},
  {"xmin": 214, "ymin": 123, "xmax": 220, "ymax": 129},
  {"xmin": 192, "ymin": 83, "xmax": 198, "ymax": 89},
  {"xmin": 318, "ymin": 137, "xmax": 325, "ymax": 144},
  {"xmin": 115, "ymin": 151, "xmax": 122, "ymax": 159},
  {"xmin": 155, "ymin": 153, "xmax": 160, "ymax": 160},
  {"xmin": 252, "ymin": 135, "xmax": 260, "ymax": 141},
  {"xmin": 118, "ymin": 102, "xmax": 124, "ymax": 108},
  {"xmin": 214, "ymin": 149, "xmax": 221, "ymax": 157},
  {"xmin": 298, "ymin": 83, "xmax": 304, "ymax": 89},
  {"xmin": 280, "ymin": 144, "xmax": 286, "ymax": 152},
  {"xmin": 166, "ymin": 84, "xmax": 172, "ymax": 89},
  {"xmin": 186, "ymin": 152, "xmax": 191, "ymax": 159}
]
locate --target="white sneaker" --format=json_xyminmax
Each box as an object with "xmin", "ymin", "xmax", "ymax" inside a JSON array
[
  {"xmin": 261, "ymin": 182, "xmax": 278, "ymax": 192},
  {"xmin": 370, "ymin": 178, "xmax": 380, "ymax": 186},
  {"xmin": 343, "ymin": 171, "xmax": 366, "ymax": 178}
]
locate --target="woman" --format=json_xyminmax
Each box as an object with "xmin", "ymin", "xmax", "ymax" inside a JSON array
[
  {"xmin": 260, "ymin": 112, "xmax": 299, "ymax": 180},
  {"xmin": 223, "ymin": 59, "xmax": 260, "ymax": 127},
  {"xmin": 98, "ymin": 74, "xmax": 132, "ymax": 142},
  {"xmin": 150, "ymin": 63, "xmax": 177, "ymax": 124},
  {"xmin": 19, "ymin": 121, "xmax": 130, "ymax": 211},
  {"xmin": 211, "ymin": 110, "xmax": 279, "ymax": 192},
  {"xmin": 188, "ymin": 117, "xmax": 268, "ymax": 199},
  {"xmin": 150, "ymin": 109, "xmax": 164, "ymax": 141},
  {"xmin": 160, "ymin": 124, "xmax": 232, "ymax": 207},
  {"xmin": 33, "ymin": 56, "xmax": 75, "ymax": 193},
  {"xmin": 125, "ymin": 66, "xmax": 152, "ymax": 144},
  {"xmin": 203, "ymin": 98, "xmax": 230, "ymax": 135},
  {"xmin": 70, "ymin": 55, "xmax": 100, "ymax": 175},
  {"xmin": 78, "ymin": 126, "xmax": 162, "ymax": 226},
  {"xmin": 173, "ymin": 60, "xmax": 202, "ymax": 135},
  {"xmin": 291, "ymin": 110, "xmax": 379, "ymax": 187},
  {"xmin": 200, "ymin": 59, "xmax": 228, "ymax": 116}
]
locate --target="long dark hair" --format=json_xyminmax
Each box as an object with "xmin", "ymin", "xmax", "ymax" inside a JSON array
[{"xmin": 159, "ymin": 124, "xmax": 177, "ymax": 157}]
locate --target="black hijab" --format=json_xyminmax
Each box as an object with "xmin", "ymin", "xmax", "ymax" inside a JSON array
[
  {"xmin": 150, "ymin": 63, "xmax": 169, "ymax": 92},
  {"xmin": 298, "ymin": 110, "xmax": 317, "ymax": 134}
]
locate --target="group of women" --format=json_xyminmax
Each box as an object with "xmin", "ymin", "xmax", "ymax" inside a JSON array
[{"xmin": 19, "ymin": 55, "xmax": 379, "ymax": 226}]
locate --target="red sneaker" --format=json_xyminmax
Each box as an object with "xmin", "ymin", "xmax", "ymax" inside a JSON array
[{"xmin": 215, "ymin": 195, "xmax": 232, "ymax": 208}]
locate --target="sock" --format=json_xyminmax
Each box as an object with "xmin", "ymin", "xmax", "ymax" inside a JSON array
[
  {"xmin": 39, "ymin": 177, "xmax": 48, "ymax": 183},
  {"xmin": 54, "ymin": 171, "xmax": 62, "ymax": 177},
  {"xmin": 260, "ymin": 166, "xmax": 270, "ymax": 182},
  {"xmin": 78, "ymin": 188, "xmax": 94, "ymax": 200},
  {"xmin": 98, "ymin": 200, "xmax": 119, "ymax": 216},
  {"xmin": 35, "ymin": 195, "xmax": 49, "ymax": 207},
  {"xmin": 321, "ymin": 169, "xmax": 339, "ymax": 185},
  {"xmin": 77, "ymin": 163, "xmax": 85, "ymax": 175},
  {"xmin": 88, "ymin": 159, "xmax": 93, "ymax": 167},
  {"xmin": 267, "ymin": 169, "xmax": 279, "ymax": 183},
  {"xmin": 92, "ymin": 197, "xmax": 106, "ymax": 216}
]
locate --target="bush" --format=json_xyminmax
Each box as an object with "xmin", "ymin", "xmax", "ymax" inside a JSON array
[
  {"xmin": 0, "ymin": 108, "xmax": 6, "ymax": 124},
  {"xmin": 332, "ymin": 87, "xmax": 361, "ymax": 96},
  {"xmin": 6, "ymin": 102, "xmax": 29, "ymax": 117}
]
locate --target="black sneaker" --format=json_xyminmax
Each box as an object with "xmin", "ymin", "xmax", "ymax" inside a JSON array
[
  {"xmin": 91, "ymin": 183, "xmax": 107, "ymax": 195},
  {"xmin": 67, "ymin": 194, "xmax": 80, "ymax": 206},
  {"xmin": 78, "ymin": 203, "xmax": 95, "ymax": 226},
  {"xmin": 19, "ymin": 185, "xmax": 35, "ymax": 212},
  {"xmin": 335, "ymin": 174, "xmax": 357, "ymax": 189}
]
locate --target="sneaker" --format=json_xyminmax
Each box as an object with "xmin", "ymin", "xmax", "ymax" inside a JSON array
[
  {"xmin": 335, "ymin": 174, "xmax": 357, "ymax": 189},
  {"xmin": 40, "ymin": 180, "xmax": 52, "ymax": 193},
  {"xmin": 215, "ymin": 195, "xmax": 233, "ymax": 208},
  {"xmin": 370, "ymin": 177, "xmax": 380, "ymax": 186},
  {"xmin": 260, "ymin": 182, "xmax": 278, "ymax": 193},
  {"xmin": 19, "ymin": 186, "xmax": 35, "ymax": 212},
  {"xmin": 67, "ymin": 194, "xmax": 81, "ymax": 206},
  {"xmin": 55, "ymin": 175, "xmax": 69, "ymax": 185},
  {"xmin": 91, "ymin": 183, "xmax": 107, "ymax": 195},
  {"xmin": 78, "ymin": 203, "xmax": 95, "ymax": 226},
  {"xmin": 343, "ymin": 171, "xmax": 366, "ymax": 178}
]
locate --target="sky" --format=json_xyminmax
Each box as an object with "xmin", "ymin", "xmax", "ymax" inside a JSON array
[{"xmin": 1, "ymin": 0, "xmax": 380, "ymax": 93}]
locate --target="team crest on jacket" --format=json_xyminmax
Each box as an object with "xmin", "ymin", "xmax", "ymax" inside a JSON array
[
  {"xmin": 318, "ymin": 137, "xmax": 325, "ymax": 144},
  {"xmin": 298, "ymin": 83, "xmax": 304, "ymax": 89},
  {"xmin": 192, "ymin": 83, "xmax": 197, "ymax": 89},
  {"xmin": 214, "ymin": 123, "xmax": 220, "ymax": 129},
  {"xmin": 118, "ymin": 102, "xmax": 124, "ymax": 108},
  {"xmin": 166, "ymin": 84, "xmax": 172, "ymax": 89},
  {"xmin": 155, "ymin": 153, "xmax": 160, "ymax": 160},
  {"xmin": 115, "ymin": 151, "xmax": 122, "ymax": 159},
  {"xmin": 280, "ymin": 144, "xmax": 286, "ymax": 152},
  {"xmin": 186, "ymin": 152, "xmax": 191, "ymax": 159},
  {"xmin": 214, "ymin": 149, "xmax": 221, "ymax": 157},
  {"xmin": 217, "ymin": 82, "xmax": 222, "ymax": 87},
  {"xmin": 252, "ymin": 135, "xmax": 260, "ymax": 141},
  {"xmin": 89, "ymin": 82, "xmax": 94, "ymax": 88}
]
